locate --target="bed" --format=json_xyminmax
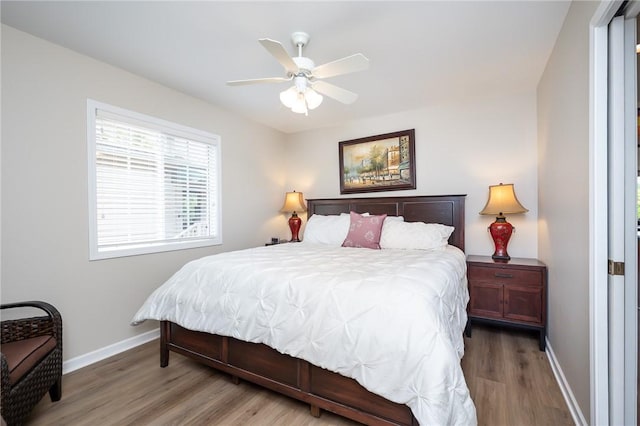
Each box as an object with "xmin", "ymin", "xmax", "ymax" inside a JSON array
[{"xmin": 132, "ymin": 195, "xmax": 475, "ymax": 425}]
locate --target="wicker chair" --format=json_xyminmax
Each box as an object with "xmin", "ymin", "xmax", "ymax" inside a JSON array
[{"xmin": 1, "ymin": 301, "xmax": 62, "ymax": 425}]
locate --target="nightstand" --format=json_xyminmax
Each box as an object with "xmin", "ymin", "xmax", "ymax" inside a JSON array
[{"xmin": 465, "ymin": 255, "xmax": 547, "ymax": 351}]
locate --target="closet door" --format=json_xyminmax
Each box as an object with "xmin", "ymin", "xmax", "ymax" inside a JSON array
[{"xmin": 606, "ymin": 14, "xmax": 637, "ymax": 426}]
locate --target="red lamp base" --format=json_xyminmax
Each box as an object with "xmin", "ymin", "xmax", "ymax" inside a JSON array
[
  {"xmin": 488, "ymin": 216, "xmax": 513, "ymax": 261},
  {"xmin": 288, "ymin": 213, "xmax": 302, "ymax": 242}
]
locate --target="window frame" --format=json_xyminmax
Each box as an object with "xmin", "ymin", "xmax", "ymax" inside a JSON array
[{"xmin": 87, "ymin": 99, "xmax": 222, "ymax": 260}]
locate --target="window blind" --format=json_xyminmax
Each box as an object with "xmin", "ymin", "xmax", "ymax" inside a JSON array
[{"xmin": 88, "ymin": 100, "xmax": 221, "ymax": 259}]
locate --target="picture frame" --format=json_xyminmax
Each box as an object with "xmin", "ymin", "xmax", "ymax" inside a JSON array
[{"xmin": 339, "ymin": 129, "xmax": 416, "ymax": 194}]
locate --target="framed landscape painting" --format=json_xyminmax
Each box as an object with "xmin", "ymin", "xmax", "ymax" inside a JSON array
[{"xmin": 339, "ymin": 129, "xmax": 416, "ymax": 194}]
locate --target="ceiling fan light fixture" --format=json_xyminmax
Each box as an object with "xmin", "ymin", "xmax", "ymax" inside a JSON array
[{"xmin": 280, "ymin": 85, "xmax": 321, "ymax": 115}]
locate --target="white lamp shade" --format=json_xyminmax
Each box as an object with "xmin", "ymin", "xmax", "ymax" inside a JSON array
[
  {"xmin": 479, "ymin": 183, "xmax": 528, "ymax": 216},
  {"xmin": 291, "ymin": 93, "xmax": 308, "ymax": 114},
  {"xmin": 280, "ymin": 191, "xmax": 307, "ymax": 213},
  {"xmin": 305, "ymin": 88, "xmax": 323, "ymax": 110},
  {"xmin": 279, "ymin": 87, "xmax": 297, "ymax": 108}
]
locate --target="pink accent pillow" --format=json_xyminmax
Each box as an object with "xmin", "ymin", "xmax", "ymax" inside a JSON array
[{"xmin": 342, "ymin": 211, "xmax": 387, "ymax": 249}]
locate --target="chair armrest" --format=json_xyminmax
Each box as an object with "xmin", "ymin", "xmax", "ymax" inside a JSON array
[{"xmin": 0, "ymin": 301, "xmax": 62, "ymax": 346}]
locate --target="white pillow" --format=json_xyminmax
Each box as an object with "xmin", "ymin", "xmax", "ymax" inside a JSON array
[
  {"xmin": 379, "ymin": 221, "xmax": 454, "ymax": 250},
  {"xmin": 380, "ymin": 215, "xmax": 404, "ymax": 242},
  {"xmin": 302, "ymin": 214, "xmax": 351, "ymax": 246}
]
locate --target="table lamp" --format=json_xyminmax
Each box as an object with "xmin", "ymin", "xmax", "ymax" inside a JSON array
[
  {"xmin": 280, "ymin": 190, "xmax": 307, "ymax": 242},
  {"xmin": 479, "ymin": 183, "xmax": 528, "ymax": 261}
]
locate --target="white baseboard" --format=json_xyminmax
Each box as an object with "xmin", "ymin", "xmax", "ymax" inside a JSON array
[
  {"xmin": 62, "ymin": 328, "xmax": 159, "ymax": 374},
  {"xmin": 546, "ymin": 338, "xmax": 587, "ymax": 425}
]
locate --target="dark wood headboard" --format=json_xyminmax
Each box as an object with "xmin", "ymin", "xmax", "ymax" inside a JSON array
[{"xmin": 306, "ymin": 195, "xmax": 466, "ymax": 251}]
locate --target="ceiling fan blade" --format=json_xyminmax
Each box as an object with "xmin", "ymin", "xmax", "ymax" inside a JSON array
[
  {"xmin": 259, "ymin": 38, "xmax": 299, "ymax": 74},
  {"xmin": 226, "ymin": 77, "xmax": 291, "ymax": 86},
  {"xmin": 312, "ymin": 53, "xmax": 369, "ymax": 79},
  {"xmin": 312, "ymin": 81, "xmax": 358, "ymax": 104}
]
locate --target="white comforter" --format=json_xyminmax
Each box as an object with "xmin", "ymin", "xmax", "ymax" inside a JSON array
[{"xmin": 132, "ymin": 244, "xmax": 477, "ymax": 425}]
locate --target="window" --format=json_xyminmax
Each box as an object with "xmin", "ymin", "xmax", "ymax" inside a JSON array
[{"xmin": 87, "ymin": 100, "xmax": 222, "ymax": 260}]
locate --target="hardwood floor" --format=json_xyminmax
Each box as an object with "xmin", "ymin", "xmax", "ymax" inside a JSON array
[
  {"xmin": 27, "ymin": 324, "xmax": 572, "ymax": 425},
  {"xmin": 461, "ymin": 325, "xmax": 573, "ymax": 426}
]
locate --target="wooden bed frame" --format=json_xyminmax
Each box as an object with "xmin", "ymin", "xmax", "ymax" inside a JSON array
[{"xmin": 160, "ymin": 194, "xmax": 466, "ymax": 425}]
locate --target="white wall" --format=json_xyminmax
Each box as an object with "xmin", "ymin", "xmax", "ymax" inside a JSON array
[
  {"xmin": 537, "ymin": 0, "xmax": 598, "ymax": 419},
  {"xmin": 1, "ymin": 25, "xmax": 288, "ymax": 360},
  {"xmin": 284, "ymin": 92, "xmax": 539, "ymax": 259}
]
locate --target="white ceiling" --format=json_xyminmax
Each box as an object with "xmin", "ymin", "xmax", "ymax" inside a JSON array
[{"xmin": 1, "ymin": 1, "xmax": 571, "ymax": 134}]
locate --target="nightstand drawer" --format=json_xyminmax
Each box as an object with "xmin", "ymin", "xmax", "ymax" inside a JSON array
[{"xmin": 468, "ymin": 266, "xmax": 541, "ymax": 285}]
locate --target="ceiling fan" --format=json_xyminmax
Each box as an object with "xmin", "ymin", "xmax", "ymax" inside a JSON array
[{"xmin": 226, "ymin": 32, "xmax": 369, "ymax": 115}]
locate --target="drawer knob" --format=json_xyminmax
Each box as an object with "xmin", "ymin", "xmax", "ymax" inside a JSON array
[{"xmin": 494, "ymin": 272, "xmax": 513, "ymax": 278}]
